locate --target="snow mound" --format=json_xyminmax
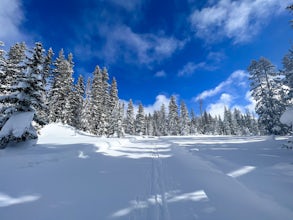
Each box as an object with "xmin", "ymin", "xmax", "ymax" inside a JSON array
[
  {"xmin": 0, "ymin": 112, "xmax": 37, "ymax": 147},
  {"xmin": 280, "ymin": 107, "xmax": 293, "ymax": 127},
  {"xmin": 39, "ymin": 123, "xmax": 78, "ymax": 138}
]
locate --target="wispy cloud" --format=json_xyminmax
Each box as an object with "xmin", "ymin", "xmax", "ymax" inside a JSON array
[
  {"xmin": 75, "ymin": 24, "xmax": 186, "ymax": 66},
  {"xmin": 0, "ymin": 0, "xmax": 28, "ymax": 45},
  {"xmin": 108, "ymin": 0, "xmax": 144, "ymax": 12},
  {"xmin": 178, "ymin": 62, "xmax": 206, "ymax": 76},
  {"xmin": 154, "ymin": 70, "xmax": 167, "ymax": 78},
  {"xmin": 190, "ymin": 0, "xmax": 290, "ymax": 43},
  {"xmin": 195, "ymin": 70, "xmax": 248, "ymax": 101},
  {"xmin": 178, "ymin": 51, "xmax": 226, "ymax": 77}
]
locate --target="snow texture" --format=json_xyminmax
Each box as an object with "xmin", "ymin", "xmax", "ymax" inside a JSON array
[
  {"xmin": 0, "ymin": 123, "xmax": 293, "ymax": 220},
  {"xmin": 280, "ymin": 107, "xmax": 293, "ymax": 127},
  {"xmin": 0, "ymin": 111, "xmax": 36, "ymax": 139}
]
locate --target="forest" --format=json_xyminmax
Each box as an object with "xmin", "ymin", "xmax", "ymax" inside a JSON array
[{"xmin": 0, "ymin": 38, "xmax": 292, "ymax": 147}]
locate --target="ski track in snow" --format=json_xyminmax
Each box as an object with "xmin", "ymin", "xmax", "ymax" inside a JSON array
[{"xmin": 1, "ymin": 124, "xmax": 293, "ymax": 220}]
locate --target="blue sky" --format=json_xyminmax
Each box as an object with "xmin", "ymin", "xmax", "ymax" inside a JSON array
[{"xmin": 0, "ymin": 0, "xmax": 292, "ymax": 116}]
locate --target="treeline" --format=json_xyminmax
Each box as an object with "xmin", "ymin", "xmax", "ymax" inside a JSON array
[{"xmin": 0, "ymin": 41, "xmax": 261, "ymax": 146}]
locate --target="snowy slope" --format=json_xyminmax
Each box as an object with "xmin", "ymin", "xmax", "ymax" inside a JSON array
[{"xmin": 0, "ymin": 124, "xmax": 293, "ymax": 220}]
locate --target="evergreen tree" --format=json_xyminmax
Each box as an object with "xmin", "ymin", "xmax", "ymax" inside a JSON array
[
  {"xmin": 90, "ymin": 66, "xmax": 103, "ymax": 135},
  {"xmin": 158, "ymin": 104, "xmax": 168, "ymax": 136},
  {"xmin": 125, "ymin": 99, "xmax": 135, "ymax": 135},
  {"xmin": 135, "ymin": 103, "xmax": 145, "ymax": 135},
  {"xmin": 49, "ymin": 49, "xmax": 74, "ymax": 123},
  {"xmin": 26, "ymin": 42, "xmax": 47, "ymax": 127},
  {"xmin": 0, "ymin": 43, "xmax": 27, "ymax": 119},
  {"xmin": 99, "ymin": 67, "xmax": 110, "ymax": 136},
  {"xmin": 283, "ymin": 47, "xmax": 293, "ymax": 104},
  {"xmin": 43, "ymin": 48, "xmax": 54, "ymax": 93},
  {"xmin": 189, "ymin": 109, "xmax": 197, "ymax": 135},
  {"xmin": 108, "ymin": 77, "xmax": 121, "ymax": 137},
  {"xmin": 248, "ymin": 58, "xmax": 285, "ymax": 135},
  {"xmin": 179, "ymin": 100, "xmax": 190, "ymax": 135},
  {"xmin": 223, "ymin": 107, "xmax": 232, "ymax": 135},
  {"xmin": 81, "ymin": 77, "xmax": 92, "ymax": 132},
  {"xmin": 75, "ymin": 75, "xmax": 85, "ymax": 129},
  {"xmin": 168, "ymin": 96, "xmax": 179, "ymax": 135},
  {"xmin": 0, "ymin": 41, "xmax": 7, "ymax": 97}
]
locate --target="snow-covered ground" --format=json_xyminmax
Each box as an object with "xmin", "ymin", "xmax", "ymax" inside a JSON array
[{"xmin": 0, "ymin": 124, "xmax": 293, "ymax": 220}]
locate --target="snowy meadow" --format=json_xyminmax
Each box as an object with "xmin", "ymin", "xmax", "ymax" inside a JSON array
[{"xmin": 0, "ymin": 124, "xmax": 292, "ymax": 220}]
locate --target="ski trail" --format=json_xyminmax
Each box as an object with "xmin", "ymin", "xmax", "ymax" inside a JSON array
[{"xmin": 147, "ymin": 142, "xmax": 170, "ymax": 220}]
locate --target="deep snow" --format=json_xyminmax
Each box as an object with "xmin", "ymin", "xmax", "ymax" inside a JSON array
[{"xmin": 0, "ymin": 124, "xmax": 293, "ymax": 220}]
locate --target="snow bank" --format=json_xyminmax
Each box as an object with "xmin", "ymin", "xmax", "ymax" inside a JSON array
[
  {"xmin": 280, "ymin": 107, "xmax": 293, "ymax": 127},
  {"xmin": 0, "ymin": 112, "xmax": 37, "ymax": 147},
  {"xmin": 0, "ymin": 112, "xmax": 35, "ymax": 138}
]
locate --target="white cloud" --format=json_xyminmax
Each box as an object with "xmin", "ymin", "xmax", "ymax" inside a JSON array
[
  {"xmin": 244, "ymin": 91, "xmax": 256, "ymax": 114},
  {"xmin": 207, "ymin": 93, "xmax": 233, "ymax": 118},
  {"xmin": 178, "ymin": 62, "xmax": 206, "ymax": 76},
  {"xmin": 77, "ymin": 24, "xmax": 186, "ymax": 65},
  {"xmin": 207, "ymin": 51, "xmax": 226, "ymax": 63},
  {"xmin": 190, "ymin": 0, "xmax": 290, "ymax": 43},
  {"xmin": 206, "ymin": 91, "xmax": 257, "ymax": 118},
  {"xmin": 154, "ymin": 70, "xmax": 167, "ymax": 78},
  {"xmin": 0, "ymin": 0, "xmax": 27, "ymax": 44},
  {"xmin": 195, "ymin": 70, "xmax": 248, "ymax": 101},
  {"xmin": 178, "ymin": 51, "xmax": 225, "ymax": 77},
  {"xmin": 143, "ymin": 95, "xmax": 170, "ymax": 115},
  {"xmin": 122, "ymin": 94, "xmax": 171, "ymax": 115},
  {"xmin": 108, "ymin": 0, "xmax": 144, "ymax": 11}
]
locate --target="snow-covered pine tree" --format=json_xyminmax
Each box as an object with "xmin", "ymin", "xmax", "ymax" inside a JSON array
[
  {"xmin": 125, "ymin": 99, "xmax": 135, "ymax": 135},
  {"xmin": 145, "ymin": 114, "xmax": 154, "ymax": 136},
  {"xmin": 168, "ymin": 95, "xmax": 179, "ymax": 135},
  {"xmin": 108, "ymin": 77, "xmax": 121, "ymax": 137},
  {"xmin": 64, "ymin": 74, "xmax": 85, "ymax": 128},
  {"xmin": 179, "ymin": 100, "xmax": 190, "ymax": 135},
  {"xmin": 223, "ymin": 107, "xmax": 232, "ymax": 135},
  {"xmin": 81, "ymin": 77, "xmax": 92, "ymax": 132},
  {"xmin": 0, "ymin": 41, "xmax": 7, "ymax": 129},
  {"xmin": 135, "ymin": 103, "xmax": 145, "ymax": 135},
  {"xmin": 42, "ymin": 47, "xmax": 54, "ymax": 124},
  {"xmin": 109, "ymin": 101, "xmax": 125, "ymax": 137},
  {"xmin": 232, "ymin": 108, "xmax": 243, "ymax": 135},
  {"xmin": 189, "ymin": 109, "xmax": 197, "ymax": 135},
  {"xmin": 283, "ymin": 47, "xmax": 293, "ymax": 104},
  {"xmin": 0, "ymin": 41, "xmax": 6, "ymax": 96},
  {"xmin": 0, "ymin": 42, "xmax": 47, "ymax": 145},
  {"xmin": 26, "ymin": 42, "xmax": 47, "ymax": 127},
  {"xmin": 49, "ymin": 49, "xmax": 74, "ymax": 123},
  {"xmin": 89, "ymin": 66, "xmax": 103, "ymax": 135},
  {"xmin": 116, "ymin": 101, "xmax": 125, "ymax": 137},
  {"xmin": 99, "ymin": 67, "xmax": 110, "ymax": 136},
  {"xmin": 75, "ymin": 75, "xmax": 85, "ymax": 129},
  {"xmin": 0, "ymin": 43, "xmax": 27, "ymax": 124},
  {"xmin": 43, "ymin": 48, "xmax": 54, "ymax": 93},
  {"xmin": 248, "ymin": 57, "xmax": 285, "ymax": 135},
  {"xmin": 152, "ymin": 111, "xmax": 159, "ymax": 136},
  {"xmin": 158, "ymin": 104, "xmax": 168, "ymax": 136}
]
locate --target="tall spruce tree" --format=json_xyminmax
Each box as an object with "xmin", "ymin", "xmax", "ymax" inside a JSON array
[
  {"xmin": 81, "ymin": 77, "xmax": 92, "ymax": 132},
  {"xmin": 283, "ymin": 47, "xmax": 293, "ymax": 104},
  {"xmin": 135, "ymin": 103, "xmax": 145, "ymax": 135},
  {"xmin": 125, "ymin": 99, "xmax": 135, "ymax": 135},
  {"xmin": 179, "ymin": 100, "xmax": 190, "ymax": 135},
  {"xmin": 90, "ymin": 66, "xmax": 103, "ymax": 135},
  {"xmin": 26, "ymin": 42, "xmax": 47, "ymax": 126},
  {"xmin": 49, "ymin": 49, "xmax": 74, "ymax": 123},
  {"xmin": 168, "ymin": 96, "xmax": 179, "ymax": 135},
  {"xmin": 248, "ymin": 58, "xmax": 285, "ymax": 135}
]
